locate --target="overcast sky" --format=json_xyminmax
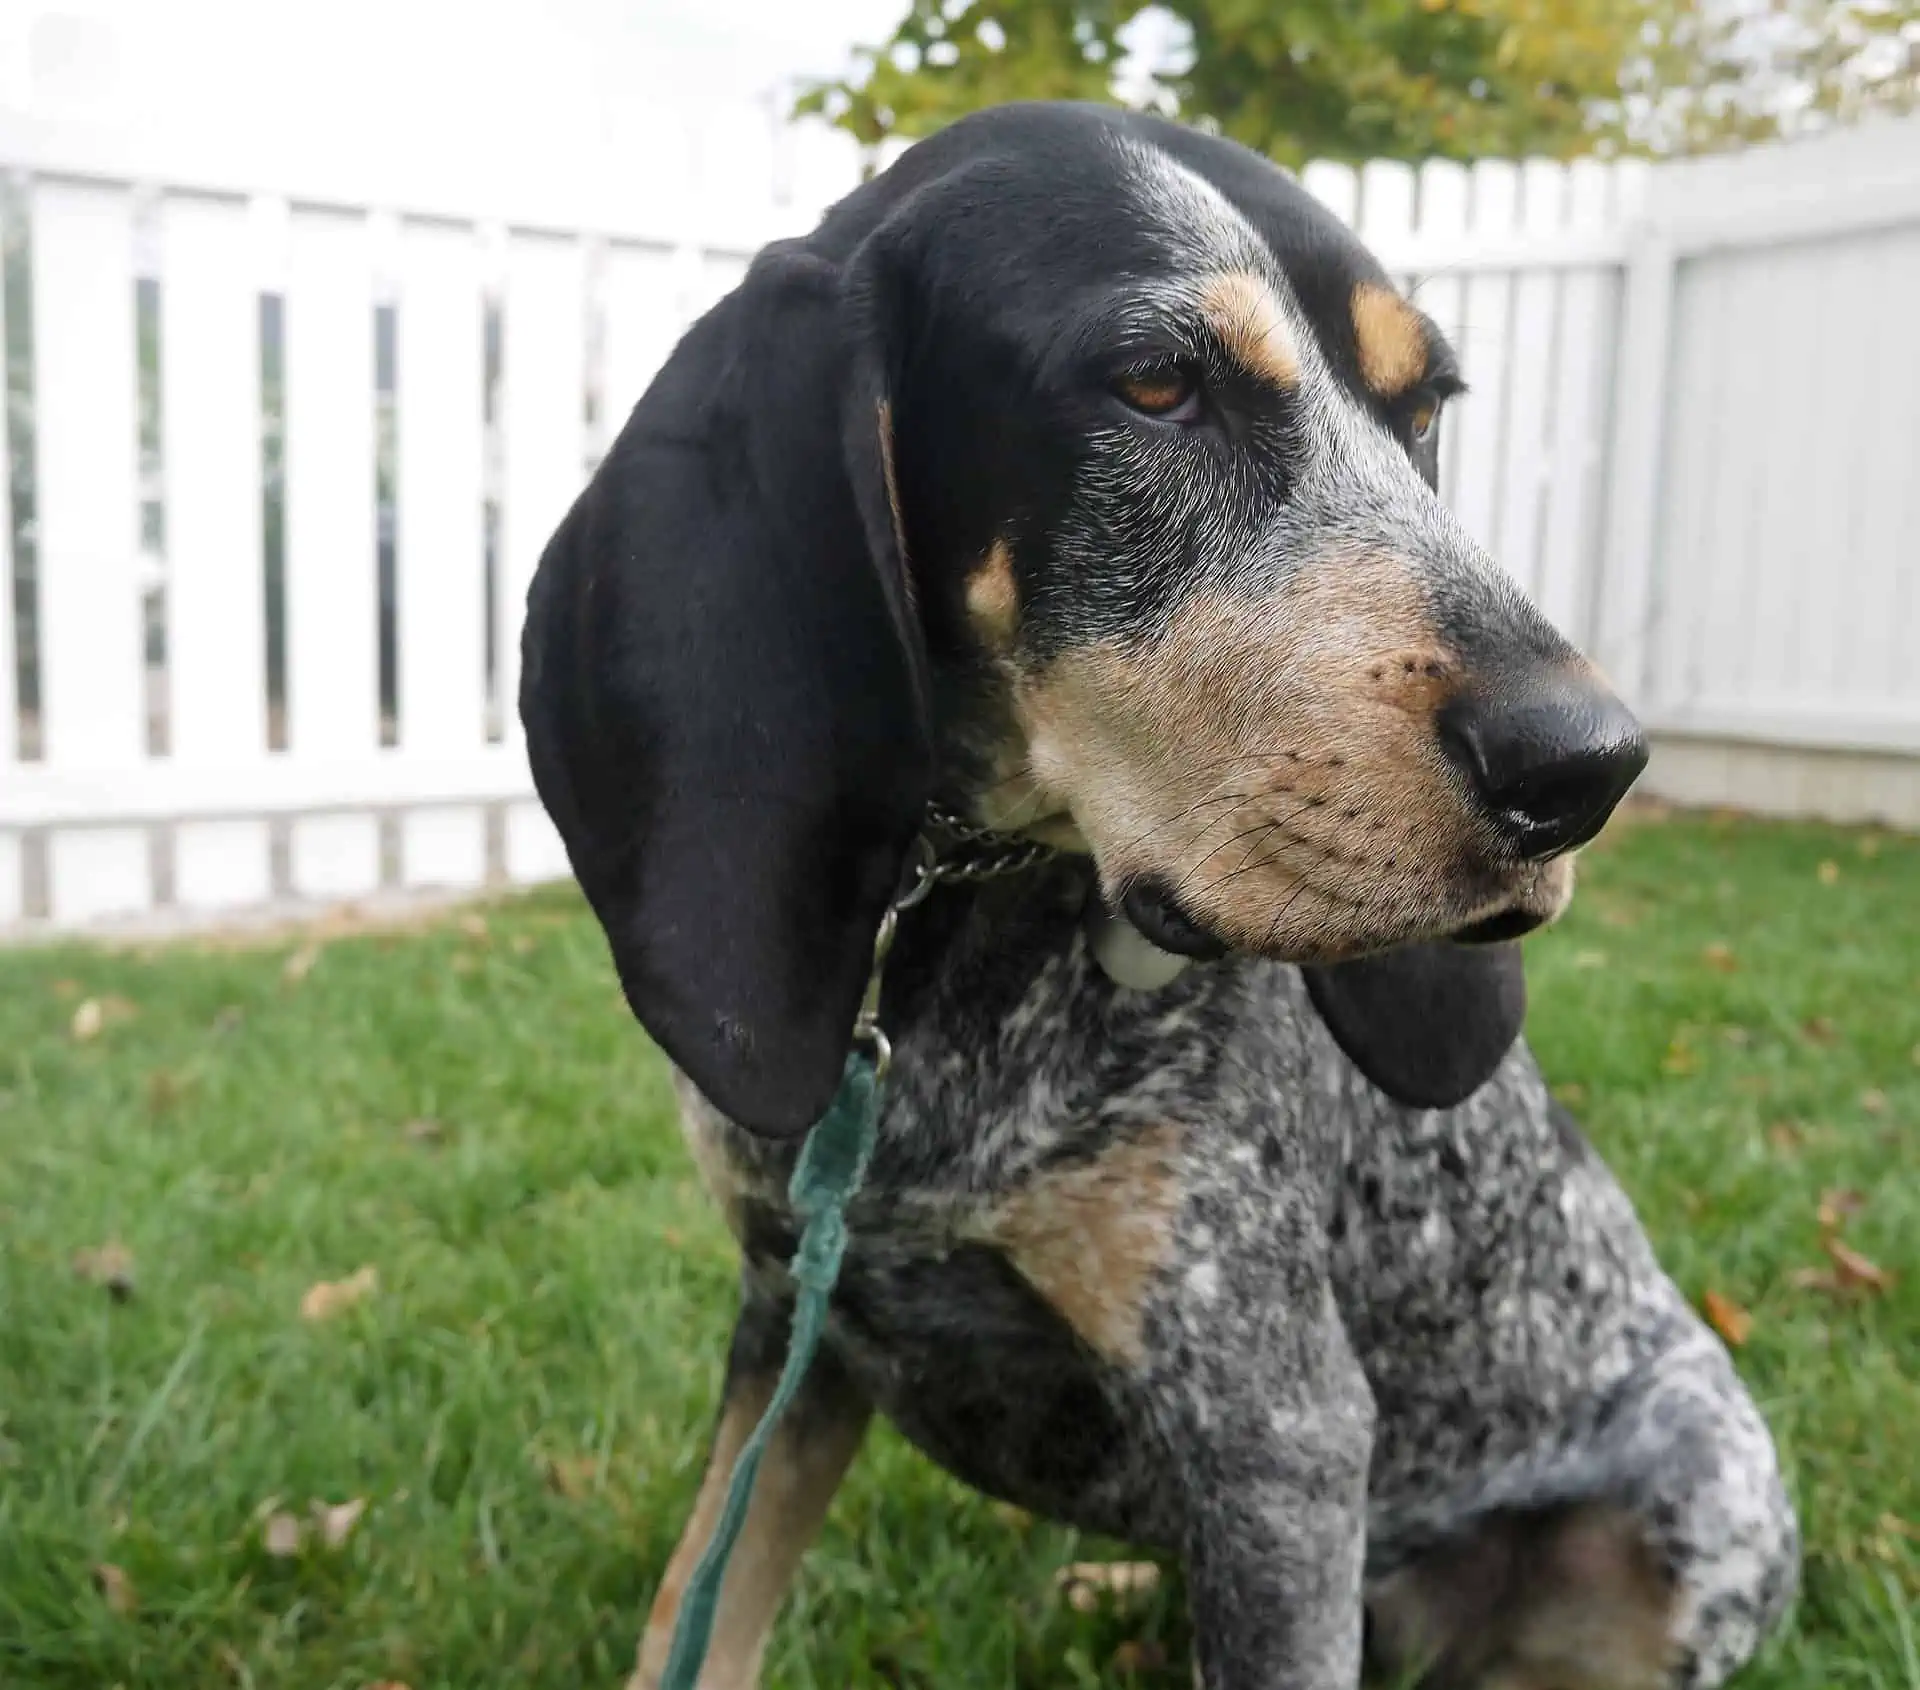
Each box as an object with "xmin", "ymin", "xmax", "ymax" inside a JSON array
[{"xmin": 3, "ymin": 0, "xmax": 912, "ymax": 124}]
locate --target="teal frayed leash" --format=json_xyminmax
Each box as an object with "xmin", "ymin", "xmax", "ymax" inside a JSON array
[
  {"xmin": 657, "ymin": 1049, "xmax": 880, "ymax": 1690},
  {"xmin": 655, "ymin": 815, "xmax": 1052, "ymax": 1690}
]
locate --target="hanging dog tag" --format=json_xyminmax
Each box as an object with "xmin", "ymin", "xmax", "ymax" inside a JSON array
[{"xmin": 1086, "ymin": 904, "xmax": 1193, "ymax": 991}]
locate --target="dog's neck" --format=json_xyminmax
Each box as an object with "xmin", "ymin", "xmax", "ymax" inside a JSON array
[{"xmin": 924, "ymin": 666, "xmax": 1194, "ymax": 991}]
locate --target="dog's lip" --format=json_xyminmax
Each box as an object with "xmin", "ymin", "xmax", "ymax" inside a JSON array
[
  {"xmin": 1450, "ymin": 906, "xmax": 1548, "ymax": 945},
  {"xmin": 1121, "ymin": 880, "xmax": 1232, "ymax": 960}
]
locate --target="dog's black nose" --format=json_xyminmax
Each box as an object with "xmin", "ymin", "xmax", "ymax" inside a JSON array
[{"xmin": 1440, "ymin": 672, "xmax": 1648, "ymax": 859}]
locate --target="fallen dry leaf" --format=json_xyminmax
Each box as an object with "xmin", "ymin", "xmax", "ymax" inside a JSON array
[
  {"xmin": 1817, "ymin": 859, "xmax": 1840, "ymax": 885},
  {"xmin": 402, "ymin": 1118, "xmax": 445, "ymax": 1146},
  {"xmin": 72, "ymin": 1242, "xmax": 136, "ymax": 1302},
  {"xmin": 71, "ymin": 996, "xmax": 137, "ymax": 1041},
  {"xmin": 1767, "ymin": 1121, "xmax": 1805, "ymax": 1154},
  {"xmin": 459, "ymin": 912, "xmax": 489, "ymax": 941},
  {"xmin": 1788, "ymin": 1266, "xmax": 1842, "ymax": 1293},
  {"xmin": 1800, "ymin": 1016, "xmax": 1839, "ymax": 1046},
  {"xmin": 1817, "ymin": 1189, "xmax": 1866, "ymax": 1230},
  {"xmin": 363, "ymin": 1682, "xmax": 413, "ymax": 1690},
  {"xmin": 1112, "ymin": 1638, "xmax": 1170, "ymax": 1675},
  {"xmin": 92, "ymin": 1562, "xmax": 137, "ymax": 1614},
  {"xmin": 509, "ymin": 933, "xmax": 536, "ymax": 956},
  {"xmin": 1859, "ymin": 1088, "xmax": 1888, "ymax": 1115},
  {"xmin": 1056, "ymin": 1560, "xmax": 1161, "ymax": 1613},
  {"xmin": 52, "ymin": 977, "xmax": 81, "ymax": 1000},
  {"xmin": 1661, "ymin": 1041, "xmax": 1697, "ymax": 1077},
  {"xmin": 1822, "ymin": 1236, "xmax": 1895, "ymax": 1294},
  {"xmin": 145, "ymin": 1069, "xmax": 190, "ymax": 1114},
  {"xmin": 262, "ymin": 1511, "xmax": 305, "ymax": 1557},
  {"xmin": 1701, "ymin": 942, "xmax": 1738, "ymax": 972},
  {"xmin": 300, "ymin": 1265, "xmax": 378, "ymax": 1321},
  {"xmin": 1573, "ymin": 949, "xmax": 1609, "ymax": 970},
  {"xmin": 542, "ymin": 1455, "xmax": 598, "ymax": 1500},
  {"xmin": 282, "ymin": 942, "xmax": 322, "ymax": 984},
  {"xmin": 312, "ymin": 1496, "xmax": 367, "ymax": 1548},
  {"xmin": 1701, "ymin": 1289, "xmax": 1753, "ymax": 1348},
  {"xmin": 450, "ymin": 952, "xmax": 477, "ymax": 976}
]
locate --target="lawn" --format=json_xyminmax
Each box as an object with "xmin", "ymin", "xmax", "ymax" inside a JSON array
[{"xmin": 1, "ymin": 810, "xmax": 1915, "ymax": 1690}]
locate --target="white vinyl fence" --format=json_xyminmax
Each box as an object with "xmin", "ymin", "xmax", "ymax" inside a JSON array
[{"xmin": 2, "ymin": 110, "xmax": 1918, "ymax": 933}]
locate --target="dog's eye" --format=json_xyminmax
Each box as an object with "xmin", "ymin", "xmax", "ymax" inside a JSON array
[
  {"xmin": 1115, "ymin": 365, "xmax": 1202, "ymax": 424},
  {"xmin": 1409, "ymin": 389, "xmax": 1443, "ymax": 443}
]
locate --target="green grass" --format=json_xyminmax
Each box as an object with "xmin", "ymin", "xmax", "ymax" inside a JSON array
[{"xmin": 1, "ymin": 811, "xmax": 1915, "ymax": 1690}]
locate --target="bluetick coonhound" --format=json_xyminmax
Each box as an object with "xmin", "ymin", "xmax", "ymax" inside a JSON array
[{"xmin": 520, "ymin": 102, "xmax": 1797, "ymax": 1690}]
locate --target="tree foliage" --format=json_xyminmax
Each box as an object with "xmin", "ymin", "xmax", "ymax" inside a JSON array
[
  {"xmin": 798, "ymin": 0, "xmax": 1919, "ymax": 164},
  {"xmin": 1649, "ymin": 0, "xmax": 1917, "ymax": 151}
]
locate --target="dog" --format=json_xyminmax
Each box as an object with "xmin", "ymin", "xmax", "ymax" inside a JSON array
[{"xmin": 520, "ymin": 101, "xmax": 1798, "ymax": 1689}]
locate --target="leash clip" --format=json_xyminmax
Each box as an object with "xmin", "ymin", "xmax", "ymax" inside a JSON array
[{"xmin": 852, "ymin": 834, "xmax": 938, "ymax": 1082}]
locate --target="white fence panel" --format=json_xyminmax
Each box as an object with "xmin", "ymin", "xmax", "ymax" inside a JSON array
[
  {"xmin": 32, "ymin": 177, "xmax": 149, "ymax": 922},
  {"xmin": 395, "ymin": 215, "xmax": 489, "ymax": 891},
  {"xmin": 1637, "ymin": 123, "xmax": 1920, "ymax": 755},
  {"xmin": 163, "ymin": 188, "xmax": 273, "ymax": 911}
]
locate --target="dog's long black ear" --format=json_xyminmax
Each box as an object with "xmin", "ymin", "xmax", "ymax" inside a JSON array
[
  {"xmin": 520, "ymin": 242, "xmax": 932, "ymax": 1138},
  {"xmin": 1302, "ymin": 943, "xmax": 1526, "ymax": 1110}
]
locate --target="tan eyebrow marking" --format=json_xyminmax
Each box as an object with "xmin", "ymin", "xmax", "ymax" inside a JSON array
[
  {"xmin": 1200, "ymin": 270, "xmax": 1299, "ymax": 389},
  {"xmin": 965, "ymin": 539, "xmax": 1019, "ymax": 653},
  {"xmin": 1350, "ymin": 282, "xmax": 1430, "ymax": 398}
]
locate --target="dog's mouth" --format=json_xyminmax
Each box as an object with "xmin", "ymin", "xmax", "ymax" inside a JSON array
[
  {"xmin": 1118, "ymin": 872, "xmax": 1559, "ymax": 963},
  {"xmin": 1121, "ymin": 879, "xmax": 1232, "ymax": 961}
]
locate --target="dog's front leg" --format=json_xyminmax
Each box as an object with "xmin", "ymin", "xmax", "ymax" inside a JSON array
[
  {"xmin": 633, "ymin": 1282, "xmax": 870, "ymax": 1690},
  {"xmin": 1178, "ymin": 1284, "xmax": 1374, "ymax": 1690}
]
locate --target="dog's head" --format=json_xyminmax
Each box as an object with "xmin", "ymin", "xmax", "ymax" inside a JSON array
[{"xmin": 522, "ymin": 103, "xmax": 1646, "ymax": 1135}]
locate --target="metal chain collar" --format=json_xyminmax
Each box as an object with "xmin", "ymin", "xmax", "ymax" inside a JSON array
[{"xmin": 851, "ymin": 802, "xmax": 1058, "ymax": 1080}]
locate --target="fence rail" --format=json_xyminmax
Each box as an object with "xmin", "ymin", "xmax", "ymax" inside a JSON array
[{"xmin": 3, "ymin": 109, "xmax": 1919, "ymax": 933}]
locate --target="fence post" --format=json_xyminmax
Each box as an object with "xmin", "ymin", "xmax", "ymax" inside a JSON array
[{"xmin": 1592, "ymin": 216, "xmax": 1675, "ymax": 708}]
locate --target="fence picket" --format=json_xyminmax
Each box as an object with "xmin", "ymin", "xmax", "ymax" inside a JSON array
[
  {"xmin": 1410, "ymin": 160, "xmax": 1471, "ymax": 510},
  {"xmin": 31, "ymin": 177, "xmax": 150, "ymax": 922},
  {"xmin": 498, "ymin": 227, "xmax": 585, "ymax": 882},
  {"xmin": 1493, "ymin": 161, "xmax": 1565, "ymax": 602},
  {"xmin": 284, "ymin": 203, "xmax": 381, "ymax": 897},
  {"xmin": 1300, "ymin": 161, "xmax": 1357, "ymax": 228},
  {"xmin": 1359, "ymin": 159, "xmax": 1416, "ymax": 264},
  {"xmin": 1450, "ymin": 162, "xmax": 1519, "ymax": 554},
  {"xmin": 163, "ymin": 189, "xmax": 273, "ymax": 910},
  {"xmin": 0, "ymin": 182, "xmax": 16, "ymax": 920},
  {"xmin": 601, "ymin": 240, "xmax": 684, "ymax": 445},
  {"xmin": 1533, "ymin": 158, "xmax": 1616, "ymax": 644},
  {"xmin": 1856, "ymin": 225, "xmax": 1920, "ymax": 704},
  {"xmin": 395, "ymin": 215, "xmax": 488, "ymax": 890}
]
